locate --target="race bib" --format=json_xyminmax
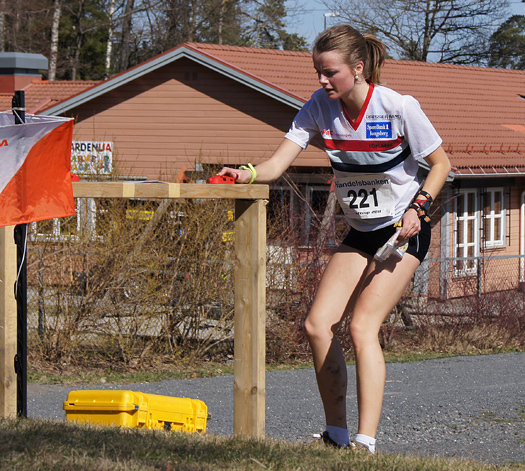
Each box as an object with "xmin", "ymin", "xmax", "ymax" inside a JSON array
[{"xmin": 334, "ymin": 174, "xmax": 395, "ymax": 219}]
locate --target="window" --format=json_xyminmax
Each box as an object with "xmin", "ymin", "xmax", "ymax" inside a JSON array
[
  {"xmin": 307, "ymin": 185, "xmax": 347, "ymax": 247},
  {"xmin": 30, "ymin": 198, "xmax": 98, "ymax": 241},
  {"xmin": 306, "ymin": 186, "xmax": 329, "ymax": 245},
  {"xmin": 268, "ymin": 187, "xmax": 292, "ymax": 227},
  {"xmin": 31, "ymin": 218, "xmax": 57, "ymax": 240},
  {"xmin": 308, "ymin": 185, "xmax": 329, "ymax": 225},
  {"xmin": 268, "ymin": 181, "xmax": 348, "ymax": 247},
  {"xmin": 454, "ymin": 190, "xmax": 479, "ymax": 276},
  {"xmin": 454, "ymin": 187, "xmax": 508, "ymax": 276},
  {"xmin": 483, "ymin": 188, "xmax": 505, "ymax": 248},
  {"xmin": 268, "ymin": 187, "xmax": 294, "ymax": 243},
  {"xmin": 31, "ymin": 200, "xmax": 83, "ymax": 241}
]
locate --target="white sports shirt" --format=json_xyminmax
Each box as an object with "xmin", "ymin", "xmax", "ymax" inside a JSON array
[{"xmin": 284, "ymin": 83, "xmax": 442, "ymax": 231}]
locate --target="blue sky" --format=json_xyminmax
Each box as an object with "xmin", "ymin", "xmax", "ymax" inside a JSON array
[{"xmin": 286, "ymin": 0, "xmax": 525, "ymax": 49}]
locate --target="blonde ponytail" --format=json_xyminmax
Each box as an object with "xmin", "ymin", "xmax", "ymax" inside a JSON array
[{"xmin": 363, "ymin": 34, "xmax": 386, "ymax": 85}]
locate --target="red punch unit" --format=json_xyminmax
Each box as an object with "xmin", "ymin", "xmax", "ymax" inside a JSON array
[{"xmin": 208, "ymin": 175, "xmax": 236, "ymax": 184}]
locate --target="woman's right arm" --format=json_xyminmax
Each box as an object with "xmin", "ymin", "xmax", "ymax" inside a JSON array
[{"xmin": 219, "ymin": 138, "xmax": 304, "ymax": 184}]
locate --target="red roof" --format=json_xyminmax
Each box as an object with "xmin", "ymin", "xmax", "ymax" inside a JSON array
[
  {"xmin": 381, "ymin": 60, "xmax": 525, "ymax": 176},
  {"xmin": 0, "ymin": 78, "xmax": 100, "ymax": 114},
  {"xmin": 184, "ymin": 43, "xmax": 316, "ymax": 102}
]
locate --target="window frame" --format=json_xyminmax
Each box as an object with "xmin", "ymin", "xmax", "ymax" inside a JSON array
[
  {"xmin": 453, "ymin": 189, "xmax": 479, "ymax": 277},
  {"xmin": 29, "ymin": 198, "xmax": 98, "ymax": 242},
  {"xmin": 482, "ymin": 187, "xmax": 506, "ymax": 249}
]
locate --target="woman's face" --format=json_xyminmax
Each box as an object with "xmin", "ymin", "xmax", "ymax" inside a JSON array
[{"xmin": 313, "ymin": 49, "xmax": 362, "ymax": 101}]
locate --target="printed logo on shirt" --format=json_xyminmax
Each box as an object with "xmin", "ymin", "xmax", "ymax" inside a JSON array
[
  {"xmin": 366, "ymin": 122, "xmax": 392, "ymax": 139},
  {"xmin": 366, "ymin": 114, "xmax": 401, "ymax": 120}
]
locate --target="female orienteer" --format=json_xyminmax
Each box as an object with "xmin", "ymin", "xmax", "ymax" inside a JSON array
[{"xmin": 219, "ymin": 24, "xmax": 451, "ymax": 453}]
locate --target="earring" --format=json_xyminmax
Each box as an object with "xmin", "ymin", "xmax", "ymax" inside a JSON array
[{"xmin": 355, "ymin": 74, "xmax": 359, "ymax": 81}]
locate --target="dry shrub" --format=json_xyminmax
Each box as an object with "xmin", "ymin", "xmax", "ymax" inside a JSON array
[
  {"xmin": 265, "ymin": 197, "xmax": 308, "ymax": 363},
  {"xmin": 401, "ymin": 286, "xmax": 525, "ymax": 355},
  {"xmin": 413, "ymin": 322, "xmax": 522, "ymax": 355},
  {"xmin": 27, "ymin": 174, "xmax": 236, "ymax": 372}
]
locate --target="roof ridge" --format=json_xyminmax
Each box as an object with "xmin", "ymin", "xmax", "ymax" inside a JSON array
[
  {"xmin": 386, "ymin": 58, "xmax": 525, "ymax": 74},
  {"xmin": 185, "ymin": 42, "xmax": 312, "ymax": 57},
  {"xmin": 30, "ymin": 79, "xmax": 102, "ymax": 86}
]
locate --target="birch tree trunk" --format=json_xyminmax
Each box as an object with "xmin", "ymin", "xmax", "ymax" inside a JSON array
[
  {"xmin": 0, "ymin": 0, "xmax": 5, "ymax": 53},
  {"xmin": 105, "ymin": 0, "xmax": 115, "ymax": 78},
  {"xmin": 49, "ymin": 0, "xmax": 62, "ymax": 81}
]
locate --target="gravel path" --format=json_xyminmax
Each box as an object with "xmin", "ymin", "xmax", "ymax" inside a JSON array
[{"xmin": 28, "ymin": 352, "xmax": 525, "ymax": 467}]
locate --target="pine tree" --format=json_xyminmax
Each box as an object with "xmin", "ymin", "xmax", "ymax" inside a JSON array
[
  {"xmin": 242, "ymin": 0, "xmax": 308, "ymax": 50},
  {"xmin": 488, "ymin": 15, "xmax": 525, "ymax": 69}
]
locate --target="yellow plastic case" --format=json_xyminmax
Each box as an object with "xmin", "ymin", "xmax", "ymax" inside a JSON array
[{"xmin": 63, "ymin": 390, "xmax": 208, "ymax": 433}]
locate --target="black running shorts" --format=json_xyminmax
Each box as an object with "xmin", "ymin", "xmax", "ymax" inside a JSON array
[{"xmin": 341, "ymin": 220, "xmax": 431, "ymax": 263}]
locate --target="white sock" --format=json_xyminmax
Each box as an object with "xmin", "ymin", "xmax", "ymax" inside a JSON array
[
  {"xmin": 355, "ymin": 433, "xmax": 376, "ymax": 454},
  {"xmin": 326, "ymin": 425, "xmax": 350, "ymax": 447}
]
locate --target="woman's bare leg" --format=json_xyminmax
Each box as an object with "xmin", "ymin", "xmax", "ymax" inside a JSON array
[
  {"xmin": 350, "ymin": 254, "xmax": 421, "ymax": 438},
  {"xmin": 304, "ymin": 248, "xmax": 370, "ymax": 429}
]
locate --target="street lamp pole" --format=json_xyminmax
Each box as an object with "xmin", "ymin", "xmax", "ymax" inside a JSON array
[{"xmin": 324, "ymin": 11, "xmax": 340, "ymax": 30}]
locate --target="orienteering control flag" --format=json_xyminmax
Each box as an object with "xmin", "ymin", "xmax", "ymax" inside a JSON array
[{"xmin": 0, "ymin": 112, "xmax": 75, "ymax": 227}]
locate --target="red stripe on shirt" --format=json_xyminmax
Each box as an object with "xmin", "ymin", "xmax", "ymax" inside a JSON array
[{"xmin": 323, "ymin": 136, "xmax": 404, "ymax": 152}]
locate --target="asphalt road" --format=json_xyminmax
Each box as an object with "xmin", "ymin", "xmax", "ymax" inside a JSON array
[{"xmin": 28, "ymin": 352, "xmax": 525, "ymax": 467}]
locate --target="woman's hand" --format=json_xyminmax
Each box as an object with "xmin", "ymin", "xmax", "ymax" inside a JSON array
[
  {"xmin": 217, "ymin": 139, "xmax": 304, "ymax": 184},
  {"xmin": 218, "ymin": 167, "xmax": 252, "ymax": 184},
  {"xmin": 398, "ymin": 208, "xmax": 421, "ymax": 241}
]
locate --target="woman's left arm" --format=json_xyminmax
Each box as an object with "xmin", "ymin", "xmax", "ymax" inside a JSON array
[
  {"xmin": 419, "ymin": 146, "xmax": 452, "ymax": 201},
  {"xmin": 398, "ymin": 146, "xmax": 452, "ymax": 239}
]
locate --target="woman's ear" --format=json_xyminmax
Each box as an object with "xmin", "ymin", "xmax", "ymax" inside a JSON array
[{"xmin": 353, "ymin": 61, "xmax": 365, "ymax": 77}]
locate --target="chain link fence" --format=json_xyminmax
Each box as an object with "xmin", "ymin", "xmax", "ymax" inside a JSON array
[
  {"xmin": 24, "ymin": 211, "xmax": 525, "ymax": 367},
  {"xmin": 403, "ymin": 254, "xmax": 525, "ymax": 319}
]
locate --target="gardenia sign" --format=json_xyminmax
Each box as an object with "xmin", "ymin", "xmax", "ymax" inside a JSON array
[{"xmin": 71, "ymin": 141, "xmax": 113, "ymax": 174}]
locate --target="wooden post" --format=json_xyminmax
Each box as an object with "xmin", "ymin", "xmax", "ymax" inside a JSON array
[
  {"xmin": 0, "ymin": 226, "xmax": 17, "ymax": 417},
  {"xmin": 233, "ymin": 199, "xmax": 267, "ymax": 437}
]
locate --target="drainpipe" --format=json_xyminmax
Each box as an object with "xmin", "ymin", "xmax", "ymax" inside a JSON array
[{"xmin": 520, "ymin": 191, "xmax": 525, "ymax": 283}]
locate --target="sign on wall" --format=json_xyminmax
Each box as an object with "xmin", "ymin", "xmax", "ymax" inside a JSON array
[{"xmin": 71, "ymin": 141, "xmax": 113, "ymax": 174}]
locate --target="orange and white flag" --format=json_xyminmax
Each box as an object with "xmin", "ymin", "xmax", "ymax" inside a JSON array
[{"xmin": 0, "ymin": 112, "xmax": 75, "ymax": 227}]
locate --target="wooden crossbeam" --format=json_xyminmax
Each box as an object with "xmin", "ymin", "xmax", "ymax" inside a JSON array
[{"xmin": 72, "ymin": 182, "xmax": 269, "ymax": 200}]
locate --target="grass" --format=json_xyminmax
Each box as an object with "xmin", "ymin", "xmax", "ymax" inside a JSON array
[
  {"xmin": 27, "ymin": 347, "xmax": 524, "ymax": 386},
  {"xmin": 0, "ymin": 417, "xmax": 521, "ymax": 471},
  {"xmin": 28, "ymin": 362, "xmax": 236, "ymax": 385},
  {"xmin": 25, "ymin": 355, "xmax": 447, "ymax": 386}
]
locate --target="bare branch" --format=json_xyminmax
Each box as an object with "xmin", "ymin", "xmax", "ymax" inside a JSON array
[{"xmin": 322, "ymin": 0, "xmax": 510, "ymax": 64}]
